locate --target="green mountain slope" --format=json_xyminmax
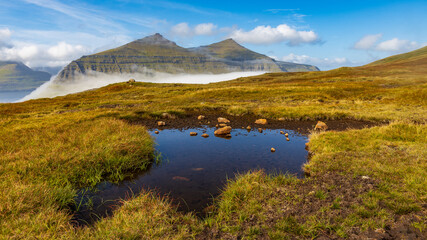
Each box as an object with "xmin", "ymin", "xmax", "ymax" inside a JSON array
[
  {"xmin": 367, "ymin": 45, "xmax": 427, "ymax": 67},
  {"xmin": 0, "ymin": 61, "xmax": 51, "ymax": 91},
  {"xmin": 57, "ymin": 34, "xmax": 319, "ymax": 81}
]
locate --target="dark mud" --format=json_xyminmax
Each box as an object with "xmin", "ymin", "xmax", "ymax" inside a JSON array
[{"xmin": 130, "ymin": 112, "xmax": 381, "ymax": 134}]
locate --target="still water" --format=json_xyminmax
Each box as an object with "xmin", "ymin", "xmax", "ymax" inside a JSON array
[{"xmin": 73, "ymin": 126, "xmax": 309, "ymax": 225}]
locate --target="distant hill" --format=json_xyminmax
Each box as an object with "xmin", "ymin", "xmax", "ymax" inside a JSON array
[
  {"xmin": 366, "ymin": 46, "xmax": 427, "ymax": 68},
  {"xmin": 57, "ymin": 33, "xmax": 319, "ymax": 82},
  {"xmin": 0, "ymin": 61, "xmax": 51, "ymax": 91}
]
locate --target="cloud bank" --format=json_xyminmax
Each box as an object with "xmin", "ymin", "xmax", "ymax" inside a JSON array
[
  {"xmin": 278, "ymin": 53, "xmax": 352, "ymax": 70},
  {"xmin": 354, "ymin": 34, "xmax": 424, "ymax": 53},
  {"xmin": 171, "ymin": 22, "xmax": 218, "ymax": 37},
  {"xmin": 229, "ymin": 24, "xmax": 319, "ymax": 46},
  {"xmin": 20, "ymin": 71, "xmax": 265, "ymax": 101}
]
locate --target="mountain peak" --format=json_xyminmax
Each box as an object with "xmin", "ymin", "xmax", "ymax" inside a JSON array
[{"xmin": 135, "ymin": 33, "xmax": 177, "ymax": 46}]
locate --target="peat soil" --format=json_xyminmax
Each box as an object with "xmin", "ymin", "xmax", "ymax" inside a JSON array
[
  {"xmin": 129, "ymin": 111, "xmax": 381, "ymax": 133},
  {"xmin": 197, "ymin": 172, "xmax": 426, "ymax": 239}
]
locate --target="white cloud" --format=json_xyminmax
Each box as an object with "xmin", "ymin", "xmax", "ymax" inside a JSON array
[
  {"xmin": 280, "ymin": 53, "xmax": 353, "ymax": 70},
  {"xmin": 353, "ymin": 34, "xmax": 382, "ymax": 50},
  {"xmin": 194, "ymin": 23, "xmax": 217, "ymax": 35},
  {"xmin": 171, "ymin": 22, "xmax": 218, "ymax": 37},
  {"xmin": 354, "ymin": 34, "xmax": 422, "ymax": 53},
  {"xmin": 376, "ymin": 38, "xmax": 419, "ymax": 52},
  {"xmin": 170, "ymin": 22, "xmax": 192, "ymax": 36},
  {"xmin": 0, "ymin": 41, "xmax": 91, "ymax": 68},
  {"xmin": 229, "ymin": 24, "xmax": 319, "ymax": 45},
  {"xmin": 47, "ymin": 42, "xmax": 87, "ymax": 59},
  {"xmin": 0, "ymin": 28, "xmax": 11, "ymax": 41}
]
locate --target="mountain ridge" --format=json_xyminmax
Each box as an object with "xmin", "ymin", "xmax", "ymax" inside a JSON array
[
  {"xmin": 56, "ymin": 33, "xmax": 319, "ymax": 81},
  {"xmin": 0, "ymin": 61, "xmax": 51, "ymax": 91}
]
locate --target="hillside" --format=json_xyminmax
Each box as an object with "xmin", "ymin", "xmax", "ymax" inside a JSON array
[
  {"xmin": 0, "ymin": 46, "xmax": 425, "ymax": 239},
  {"xmin": 0, "ymin": 61, "xmax": 51, "ymax": 91},
  {"xmin": 56, "ymin": 33, "xmax": 318, "ymax": 82}
]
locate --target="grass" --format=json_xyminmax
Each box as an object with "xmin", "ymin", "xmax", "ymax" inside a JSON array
[{"xmin": 0, "ymin": 47, "xmax": 426, "ymax": 238}]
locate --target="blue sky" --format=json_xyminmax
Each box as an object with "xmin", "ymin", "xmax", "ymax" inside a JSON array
[{"xmin": 0, "ymin": 0, "xmax": 426, "ymax": 70}]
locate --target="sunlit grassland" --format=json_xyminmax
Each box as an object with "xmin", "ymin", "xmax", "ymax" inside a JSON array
[{"xmin": 0, "ymin": 47, "xmax": 426, "ymax": 238}]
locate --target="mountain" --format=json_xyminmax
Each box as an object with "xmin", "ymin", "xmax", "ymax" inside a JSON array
[
  {"xmin": 56, "ymin": 33, "xmax": 319, "ymax": 82},
  {"xmin": 33, "ymin": 66, "xmax": 63, "ymax": 76},
  {"xmin": 0, "ymin": 61, "xmax": 51, "ymax": 91}
]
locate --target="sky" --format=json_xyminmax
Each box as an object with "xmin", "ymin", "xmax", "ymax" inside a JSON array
[{"xmin": 0, "ymin": 0, "xmax": 426, "ymax": 70}]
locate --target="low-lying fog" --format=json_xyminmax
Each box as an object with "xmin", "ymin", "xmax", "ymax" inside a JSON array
[{"xmin": 19, "ymin": 71, "xmax": 265, "ymax": 101}]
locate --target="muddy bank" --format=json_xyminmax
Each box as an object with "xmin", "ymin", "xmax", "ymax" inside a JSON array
[{"xmin": 128, "ymin": 112, "xmax": 381, "ymax": 134}]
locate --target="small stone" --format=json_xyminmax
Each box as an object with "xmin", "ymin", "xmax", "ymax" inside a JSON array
[
  {"xmin": 154, "ymin": 131, "xmax": 159, "ymax": 134},
  {"xmin": 217, "ymin": 117, "xmax": 230, "ymax": 123},
  {"xmin": 305, "ymin": 142, "xmax": 309, "ymax": 149},
  {"xmin": 202, "ymin": 133, "xmax": 209, "ymax": 138},
  {"xmin": 286, "ymin": 137, "xmax": 290, "ymax": 141},
  {"xmin": 157, "ymin": 121, "xmax": 166, "ymax": 126},
  {"xmin": 314, "ymin": 121, "xmax": 328, "ymax": 131},
  {"xmin": 362, "ymin": 176, "xmax": 370, "ymax": 180},
  {"xmin": 127, "ymin": 78, "xmax": 135, "ymax": 83},
  {"xmin": 190, "ymin": 132, "xmax": 197, "ymax": 136},
  {"xmin": 161, "ymin": 112, "xmax": 175, "ymax": 119},
  {"xmin": 255, "ymin": 119, "xmax": 268, "ymax": 125},
  {"xmin": 308, "ymin": 191, "xmax": 315, "ymax": 196},
  {"xmin": 246, "ymin": 126, "xmax": 251, "ymax": 130},
  {"xmin": 374, "ymin": 228, "xmax": 385, "ymax": 234},
  {"xmin": 219, "ymin": 123, "xmax": 227, "ymax": 127},
  {"xmin": 271, "ymin": 148, "xmax": 276, "ymax": 152},
  {"xmin": 285, "ymin": 133, "xmax": 289, "ymax": 137},
  {"xmin": 278, "ymin": 117, "xmax": 285, "ymax": 121},
  {"xmin": 258, "ymin": 128, "xmax": 263, "ymax": 133},
  {"xmin": 280, "ymin": 131, "xmax": 284, "ymax": 134},
  {"xmin": 214, "ymin": 126, "xmax": 232, "ymax": 135},
  {"xmin": 192, "ymin": 168, "xmax": 204, "ymax": 171},
  {"xmin": 197, "ymin": 115, "xmax": 205, "ymax": 120},
  {"xmin": 215, "ymin": 124, "xmax": 219, "ymax": 128}
]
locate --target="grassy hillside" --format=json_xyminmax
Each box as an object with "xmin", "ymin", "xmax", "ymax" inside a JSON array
[
  {"xmin": 0, "ymin": 47, "xmax": 426, "ymax": 239},
  {"xmin": 0, "ymin": 61, "xmax": 51, "ymax": 91}
]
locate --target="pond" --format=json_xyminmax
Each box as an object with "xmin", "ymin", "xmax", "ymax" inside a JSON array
[{"xmin": 72, "ymin": 126, "xmax": 309, "ymax": 225}]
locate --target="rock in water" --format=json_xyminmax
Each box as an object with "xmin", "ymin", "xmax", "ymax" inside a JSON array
[
  {"xmin": 246, "ymin": 126, "xmax": 252, "ymax": 130},
  {"xmin": 202, "ymin": 133, "xmax": 209, "ymax": 138},
  {"xmin": 217, "ymin": 117, "xmax": 230, "ymax": 123},
  {"xmin": 285, "ymin": 133, "xmax": 289, "ymax": 137},
  {"xmin": 214, "ymin": 126, "xmax": 232, "ymax": 135},
  {"xmin": 197, "ymin": 115, "xmax": 205, "ymax": 120},
  {"xmin": 154, "ymin": 130, "xmax": 159, "ymax": 134},
  {"xmin": 258, "ymin": 128, "xmax": 263, "ymax": 133},
  {"xmin": 172, "ymin": 176, "xmax": 190, "ymax": 181},
  {"xmin": 315, "ymin": 121, "xmax": 328, "ymax": 131},
  {"xmin": 190, "ymin": 132, "xmax": 197, "ymax": 136},
  {"xmin": 271, "ymin": 148, "xmax": 276, "ymax": 152},
  {"xmin": 280, "ymin": 131, "xmax": 284, "ymax": 134},
  {"xmin": 286, "ymin": 138, "xmax": 290, "ymax": 141},
  {"xmin": 255, "ymin": 119, "xmax": 268, "ymax": 125},
  {"xmin": 157, "ymin": 121, "xmax": 166, "ymax": 126}
]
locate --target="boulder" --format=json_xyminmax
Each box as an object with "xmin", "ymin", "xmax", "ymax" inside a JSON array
[
  {"xmin": 217, "ymin": 117, "xmax": 230, "ymax": 123},
  {"xmin": 157, "ymin": 121, "xmax": 166, "ymax": 126},
  {"xmin": 255, "ymin": 119, "xmax": 268, "ymax": 125},
  {"xmin": 271, "ymin": 148, "xmax": 276, "ymax": 152},
  {"xmin": 190, "ymin": 132, "xmax": 197, "ymax": 136},
  {"xmin": 198, "ymin": 115, "xmax": 205, "ymax": 120},
  {"xmin": 202, "ymin": 133, "xmax": 209, "ymax": 138},
  {"xmin": 314, "ymin": 121, "xmax": 328, "ymax": 131},
  {"xmin": 127, "ymin": 78, "xmax": 136, "ymax": 83},
  {"xmin": 214, "ymin": 126, "xmax": 232, "ymax": 135}
]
